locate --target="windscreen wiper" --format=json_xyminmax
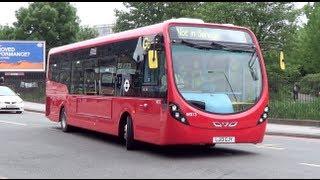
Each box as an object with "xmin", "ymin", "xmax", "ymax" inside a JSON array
[
  {"xmin": 208, "ymin": 70, "xmax": 238, "ymax": 102},
  {"xmin": 222, "ymin": 72, "xmax": 238, "ymax": 102}
]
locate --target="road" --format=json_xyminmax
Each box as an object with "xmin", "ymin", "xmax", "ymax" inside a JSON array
[{"xmin": 0, "ymin": 112, "xmax": 320, "ymax": 179}]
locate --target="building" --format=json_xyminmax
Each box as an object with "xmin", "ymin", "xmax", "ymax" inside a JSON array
[{"xmin": 93, "ymin": 24, "xmax": 114, "ymax": 37}]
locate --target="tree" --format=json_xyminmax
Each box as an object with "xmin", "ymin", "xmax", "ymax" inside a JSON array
[
  {"xmin": 0, "ymin": 25, "xmax": 16, "ymax": 40},
  {"xmin": 13, "ymin": 2, "xmax": 80, "ymax": 51},
  {"xmin": 113, "ymin": 2, "xmax": 201, "ymax": 32},
  {"xmin": 76, "ymin": 25, "xmax": 99, "ymax": 41},
  {"xmin": 198, "ymin": 2, "xmax": 301, "ymax": 48},
  {"xmin": 114, "ymin": 2, "xmax": 301, "ymax": 45},
  {"xmin": 297, "ymin": 2, "xmax": 320, "ymax": 74}
]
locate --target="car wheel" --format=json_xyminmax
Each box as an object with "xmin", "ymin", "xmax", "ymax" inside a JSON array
[
  {"xmin": 124, "ymin": 116, "xmax": 136, "ymax": 150},
  {"xmin": 60, "ymin": 108, "xmax": 71, "ymax": 132}
]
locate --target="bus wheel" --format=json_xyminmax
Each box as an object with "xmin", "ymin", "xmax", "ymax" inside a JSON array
[
  {"xmin": 124, "ymin": 116, "xmax": 136, "ymax": 150},
  {"xmin": 60, "ymin": 108, "xmax": 70, "ymax": 132}
]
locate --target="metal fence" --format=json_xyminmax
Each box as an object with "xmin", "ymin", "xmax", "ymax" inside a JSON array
[
  {"xmin": 269, "ymin": 75, "xmax": 320, "ymax": 103},
  {"xmin": 0, "ymin": 72, "xmax": 46, "ymax": 103},
  {"xmin": 269, "ymin": 76, "xmax": 320, "ymax": 120}
]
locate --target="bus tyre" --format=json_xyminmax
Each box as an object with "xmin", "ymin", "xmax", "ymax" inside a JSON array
[
  {"xmin": 60, "ymin": 109, "xmax": 70, "ymax": 132},
  {"xmin": 125, "ymin": 116, "xmax": 136, "ymax": 150}
]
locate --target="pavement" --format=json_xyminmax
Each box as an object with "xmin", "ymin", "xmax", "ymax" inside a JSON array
[
  {"xmin": 24, "ymin": 101, "xmax": 46, "ymax": 114},
  {"xmin": 23, "ymin": 101, "xmax": 320, "ymax": 139}
]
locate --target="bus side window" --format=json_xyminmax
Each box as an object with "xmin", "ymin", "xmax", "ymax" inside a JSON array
[
  {"xmin": 49, "ymin": 55, "xmax": 60, "ymax": 82},
  {"xmin": 59, "ymin": 54, "xmax": 71, "ymax": 91},
  {"xmin": 83, "ymin": 58, "xmax": 99, "ymax": 95},
  {"xmin": 71, "ymin": 58, "xmax": 84, "ymax": 95},
  {"xmin": 99, "ymin": 52, "xmax": 116, "ymax": 96},
  {"xmin": 114, "ymin": 39, "xmax": 142, "ymax": 97}
]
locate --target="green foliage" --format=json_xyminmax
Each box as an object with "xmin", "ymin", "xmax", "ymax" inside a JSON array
[
  {"xmin": 13, "ymin": 2, "xmax": 80, "ymax": 51},
  {"xmin": 294, "ymin": 3, "xmax": 320, "ymax": 74},
  {"xmin": 0, "ymin": 25, "xmax": 16, "ymax": 40},
  {"xmin": 113, "ymin": 2, "xmax": 201, "ymax": 32},
  {"xmin": 270, "ymin": 98, "xmax": 320, "ymax": 120},
  {"xmin": 114, "ymin": 2, "xmax": 301, "ymax": 46},
  {"xmin": 76, "ymin": 25, "xmax": 99, "ymax": 41},
  {"xmin": 298, "ymin": 73, "xmax": 320, "ymax": 95},
  {"xmin": 19, "ymin": 88, "xmax": 45, "ymax": 103},
  {"xmin": 0, "ymin": 2, "xmax": 100, "ymax": 53},
  {"xmin": 284, "ymin": 3, "xmax": 320, "ymax": 77},
  {"xmin": 198, "ymin": 2, "xmax": 301, "ymax": 45},
  {"xmin": 265, "ymin": 49, "xmax": 302, "ymax": 98}
]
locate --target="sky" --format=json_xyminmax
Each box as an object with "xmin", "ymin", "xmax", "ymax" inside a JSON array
[
  {"xmin": 0, "ymin": 2, "xmax": 309, "ymax": 27},
  {"xmin": 0, "ymin": 2, "xmax": 125, "ymax": 26}
]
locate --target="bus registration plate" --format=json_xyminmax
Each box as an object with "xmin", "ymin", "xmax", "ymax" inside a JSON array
[{"xmin": 213, "ymin": 137, "xmax": 235, "ymax": 143}]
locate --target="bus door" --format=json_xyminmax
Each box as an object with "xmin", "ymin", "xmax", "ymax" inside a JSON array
[
  {"xmin": 79, "ymin": 57, "xmax": 114, "ymax": 128},
  {"xmin": 93, "ymin": 63, "xmax": 117, "ymax": 129},
  {"xmin": 68, "ymin": 58, "xmax": 98, "ymax": 128},
  {"xmin": 118, "ymin": 72, "xmax": 164, "ymax": 142},
  {"xmin": 124, "ymin": 49, "xmax": 166, "ymax": 142}
]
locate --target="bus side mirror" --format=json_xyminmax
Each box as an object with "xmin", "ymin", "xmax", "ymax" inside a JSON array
[
  {"xmin": 148, "ymin": 50, "xmax": 158, "ymax": 69},
  {"xmin": 280, "ymin": 51, "xmax": 285, "ymax": 70}
]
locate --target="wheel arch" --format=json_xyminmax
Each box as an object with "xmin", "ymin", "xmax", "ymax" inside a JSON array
[
  {"xmin": 118, "ymin": 111, "xmax": 131, "ymax": 137},
  {"xmin": 58, "ymin": 104, "xmax": 65, "ymax": 122}
]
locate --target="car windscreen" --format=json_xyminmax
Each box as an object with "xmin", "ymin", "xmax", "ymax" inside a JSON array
[{"xmin": 0, "ymin": 86, "xmax": 17, "ymax": 96}]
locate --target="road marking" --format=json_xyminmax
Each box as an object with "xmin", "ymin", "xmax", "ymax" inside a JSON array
[
  {"xmin": 254, "ymin": 144, "xmax": 285, "ymax": 150},
  {"xmin": 0, "ymin": 120, "xmax": 27, "ymax": 126},
  {"xmin": 300, "ymin": 163, "xmax": 320, "ymax": 168}
]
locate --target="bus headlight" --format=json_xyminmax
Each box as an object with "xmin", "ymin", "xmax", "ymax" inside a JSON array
[
  {"xmin": 169, "ymin": 103, "xmax": 189, "ymax": 125},
  {"xmin": 180, "ymin": 117, "xmax": 186, "ymax": 123},
  {"xmin": 258, "ymin": 106, "xmax": 269, "ymax": 125},
  {"xmin": 258, "ymin": 118, "xmax": 264, "ymax": 123},
  {"xmin": 171, "ymin": 104, "xmax": 178, "ymax": 111},
  {"xmin": 262, "ymin": 113, "xmax": 268, "ymax": 119},
  {"xmin": 174, "ymin": 112, "xmax": 180, "ymax": 118}
]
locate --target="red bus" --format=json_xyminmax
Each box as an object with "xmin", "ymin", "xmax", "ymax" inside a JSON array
[{"xmin": 46, "ymin": 18, "xmax": 269, "ymax": 150}]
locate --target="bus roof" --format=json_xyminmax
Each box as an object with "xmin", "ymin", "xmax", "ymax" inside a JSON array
[
  {"xmin": 48, "ymin": 22, "xmax": 165, "ymax": 55},
  {"xmin": 48, "ymin": 19, "xmax": 247, "ymax": 56}
]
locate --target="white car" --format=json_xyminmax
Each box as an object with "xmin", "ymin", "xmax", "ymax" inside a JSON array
[{"xmin": 0, "ymin": 86, "xmax": 24, "ymax": 114}]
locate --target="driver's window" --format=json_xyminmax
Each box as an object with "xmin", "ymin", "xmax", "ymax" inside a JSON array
[{"xmin": 141, "ymin": 50, "xmax": 167, "ymax": 98}]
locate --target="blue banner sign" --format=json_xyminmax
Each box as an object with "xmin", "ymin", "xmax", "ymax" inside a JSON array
[{"xmin": 0, "ymin": 41, "xmax": 45, "ymax": 72}]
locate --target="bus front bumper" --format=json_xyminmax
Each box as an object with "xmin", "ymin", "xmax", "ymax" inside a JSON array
[{"xmin": 161, "ymin": 120, "xmax": 267, "ymax": 145}]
